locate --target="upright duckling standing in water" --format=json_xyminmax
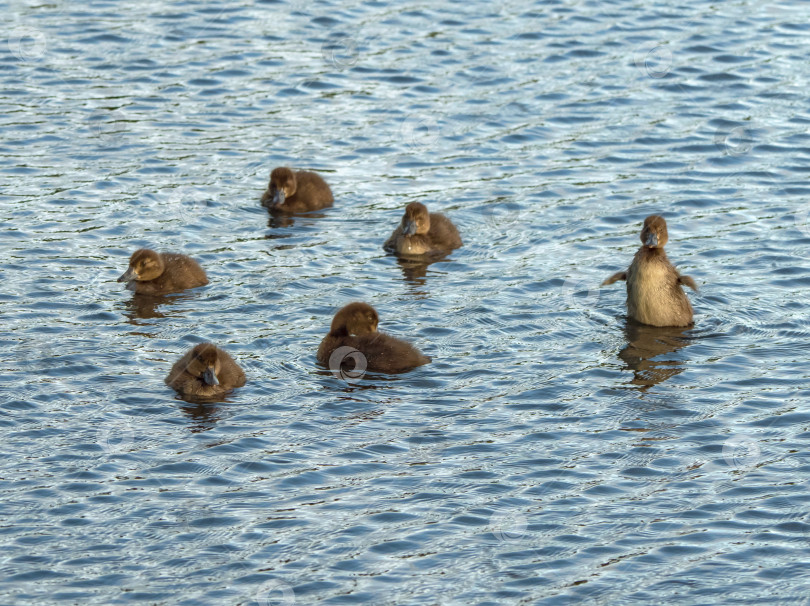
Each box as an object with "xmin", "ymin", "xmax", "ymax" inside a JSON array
[
  {"xmin": 261, "ymin": 167, "xmax": 334, "ymax": 213},
  {"xmin": 384, "ymin": 202, "xmax": 462, "ymax": 257},
  {"xmin": 117, "ymin": 249, "xmax": 208, "ymax": 296},
  {"xmin": 317, "ymin": 302, "xmax": 431, "ymax": 374},
  {"xmin": 602, "ymin": 215, "xmax": 697, "ymax": 327},
  {"xmin": 166, "ymin": 343, "xmax": 246, "ymax": 400}
]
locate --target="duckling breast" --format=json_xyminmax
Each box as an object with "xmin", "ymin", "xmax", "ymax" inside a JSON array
[
  {"xmin": 397, "ymin": 236, "xmax": 431, "ymax": 256},
  {"xmin": 627, "ymin": 255, "xmax": 693, "ymax": 327}
]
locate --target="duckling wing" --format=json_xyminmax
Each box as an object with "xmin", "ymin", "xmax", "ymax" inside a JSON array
[
  {"xmin": 165, "ymin": 352, "xmax": 203, "ymax": 395},
  {"xmin": 360, "ymin": 333, "xmax": 430, "ymax": 372},
  {"xmin": 317, "ymin": 334, "xmax": 359, "ymax": 367},
  {"xmin": 166, "ymin": 350, "xmax": 192, "ymax": 386},
  {"xmin": 677, "ymin": 274, "xmax": 698, "ymax": 291},
  {"xmin": 383, "ymin": 225, "xmax": 403, "ymax": 253},
  {"xmin": 295, "ymin": 171, "xmax": 334, "ymax": 209},
  {"xmin": 217, "ymin": 349, "xmax": 247, "ymax": 389},
  {"xmin": 161, "ymin": 253, "xmax": 208, "ymax": 291},
  {"xmin": 428, "ymin": 213, "xmax": 462, "ymax": 250},
  {"xmin": 602, "ymin": 271, "xmax": 627, "ymax": 286}
]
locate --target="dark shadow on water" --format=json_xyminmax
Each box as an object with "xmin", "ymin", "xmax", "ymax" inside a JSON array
[
  {"xmin": 397, "ymin": 257, "xmax": 430, "ymax": 286},
  {"xmin": 119, "ymin": 292, "xmax": 193, "ymax": 322},
  {"xmin": 265, "ymin": 210, "xmax": 328, "ymax": 232},
  {"xmin": 178, "ymin": 399, "xmax": 223, "ymax": 433},
  {"xmin": 617, "ymin": 321, "xmax": 694, "ymax": 391},
  {"xmin": 390, "ymin": 252, "xmax": 453, "ymax": 288},
  {"xmin": 267, "ymin": 213, "xmax": 296, "ymax": 230},
  {"xmin": 314, "ymin": 366, "xmax": 413, "ymax": 391}
]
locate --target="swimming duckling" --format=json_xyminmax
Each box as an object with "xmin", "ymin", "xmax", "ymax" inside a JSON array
[
  {"xmin": 602, "ymin": 215, "xmax": 697, "ymax": 327},
  {"xmin": 165, "ymin": 343, "xmax": 246, "ymax": 399},
  {"xmin": 384, "ymin": 202, "xmax": 462, "ymax": 257},
  {"xmin": 261, "ymin": 167, "xmax": 334, "ymax": 213},
  {"xmin": 117, "ymin": 249, "xmax": 208, "ymax": 296},
  {"xmin": 317, "ymin": 302, "xmax": 431, "ymax": 374}
]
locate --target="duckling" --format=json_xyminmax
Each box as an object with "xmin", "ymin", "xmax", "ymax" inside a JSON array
[
  {"xmin": 317, "ymin": 302, "xmax": 431, "ymax": 374},
  {"xmin": 117, "ymin": 249, "xmax": 208, "ymax": 296},
  {"xmin": 165, "ymin": 343, "xmax": 246, "ymax": 399},
  {"xmin": 261, "ymin": 167, "xmax": 334, "ymax": 213},
  {"xmin": 602, "ymin": 215, "xmax": 697, "ymax": 327},
  {"xmin": 384, "ymin": 202, "xmax": 462, "ymax": 257}
]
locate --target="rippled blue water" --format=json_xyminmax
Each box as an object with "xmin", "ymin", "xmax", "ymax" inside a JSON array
[{"xmin": 2, "ymin": 0, "xmax": 810, "ymax": 603}]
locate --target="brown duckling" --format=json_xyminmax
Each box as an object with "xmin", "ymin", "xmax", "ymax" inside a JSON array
[
  {"xmin": 602, "ymin": 215, "xmax": 697, "ymax": 327},
  {"xmin": 165, "ymin": 343, "xmax": 246, "ymax": 399},
  {"xmin": 260, "ymin": 167, "xmax": 334, "ymax": 213},
  {"xmin": 383, "ymin": 202, "xmax": 462, "ymax": 257},
  {"xmin": 117, "ymin": 249, "xmax": 208, "ymax": 296},
  {"xmin": 317, "ymin": 302, "xmax": 431, "ymax": 374}
]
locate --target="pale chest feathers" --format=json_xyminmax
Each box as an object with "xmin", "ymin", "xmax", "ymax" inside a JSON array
[
  {"xmin": 626, "ymin": 255, "xmax": 692, "ymax": 326},
  {"xmin": 629, "ymin": 258, "xmax": 672, "ymax": 297},
  {"xmin": 396, "ymin": 236, "xmax": 430, "ymax": 256}
]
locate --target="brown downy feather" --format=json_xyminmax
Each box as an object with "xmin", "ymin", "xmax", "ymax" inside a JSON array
[
  {"xmin": 165, "ymin": 343, "xmax": 246, "ymax": 400},
  {"xmin": 317, "ymin": 302, "xmax": 431, "ymax": 374},
  {"xmin": 260, "ymin": 167, "xmax": 334, "ymax": 213},
  {"xmin": 383, "ymin": 202, "xmax": 462, "ymax": 257},
  {"xmin": 117, "ymin": 249, "xmax": 208, "ymax": 296},
  {"xmin": 602, "ymin": 215, "xmax": 697, "ymax": 327}
]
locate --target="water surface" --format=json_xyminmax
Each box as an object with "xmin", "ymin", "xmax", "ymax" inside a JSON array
[{"xmin": 2, "ymin": 0, "xmax": 810, "ymax": 604}]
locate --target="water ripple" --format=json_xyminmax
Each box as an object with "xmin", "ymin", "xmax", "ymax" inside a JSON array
[{"xmin": 1, "ymin": 0, "xmax": 810, "ymax": 604}]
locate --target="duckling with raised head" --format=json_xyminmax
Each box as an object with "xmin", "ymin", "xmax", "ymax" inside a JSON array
[
  {"xmin": 117, "ymin": 249, "xmax": 208, "ymax": 296},
  {"xmin": 317, "ymin": 302, "xmax": 431, "ymax": 374},
  {"xmin": 602, "ymin": 215, "xmax": 697, "ymax": 327},
  {"xmin": 166, "ymin": 343, "xmax": 246, "ymax": 399},
  {"xmin": 383, "ymin": 202, "xmax": 462, "ymax": 257},
  {"xmin": 261, "ymin": 167, "xmax": 334, "ymax": 213}
]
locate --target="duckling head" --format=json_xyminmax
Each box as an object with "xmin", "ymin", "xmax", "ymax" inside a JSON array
[
  {"xmin": 117, "ymin": 249, "xmax": 165, "ymax": 283},
  {"xmin": 401, "ymin": 202, "xmax": 431, "ymax": 236},
  {"xmin": 331, "ymin": 302, "xmax": 379, "ymax": 336},
  {"xmin": 187, "ymin": 343, "xmax": 221, "ymax": 386},
  {"xmin": 640, "ymin": 215, "xmax": 669, "ymax": 249},
  {"xmin": 267, "ymin": 167, "xmax": 297, "ymax": 208}
]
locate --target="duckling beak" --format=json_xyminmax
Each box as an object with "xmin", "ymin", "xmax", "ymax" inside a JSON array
[
  {"xmin": 117, "ymin": 267, "xmax": 135, "ymax": 282},
  {"xmin": 272, "ymin": 190, "xmax": 286, "ymax": 207},
  {"xmin": 644, "ymin": 232, "xmax": 659, "ymax": 248},
  {"xmin": 203, "ymin": 367, "xmax": 219, "ymax": 386},
  {"xmin": 403, "ymin": 220, "xmax": 417, "ymax": 236}
]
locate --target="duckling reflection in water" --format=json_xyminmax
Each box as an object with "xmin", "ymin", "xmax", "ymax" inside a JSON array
[
  {"xmin": 317, "ymin": 302, "xmax": 431, "ymax": 374},
  {"xmin": 618, "ymin": 323, "xmax": 693, "ymax": 390},
  {"xmin": 384, "ymin": 202, "xmax": 462, "ymax": 257},
  {"xmin": 265, "ymin": 211, "xmax": 330, "ymax": 233},
  {"xmin": 166, "ymin": 343, "xmax": 246, "ymax": 400},
  {"xmin": 117, "ymin": 249, "xmax": 208, "ymax": 296},
  {"xmin": 602, "ymin": 215, "xmax": 697, "ymax": 327},
  {"xmin": 179, "ymin": 402, "xmax": 223, "ymax": 433},
  {"xmin": 396, "ymin": 257, "xmax": 431, "ymax": 287},
  {"xmin": 261, "ymin": 167, "xmax": 334, "ymax": 213},
  {"xmin": 122, "ymin": 293, "xmax": 169, "ymax": 320}
]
